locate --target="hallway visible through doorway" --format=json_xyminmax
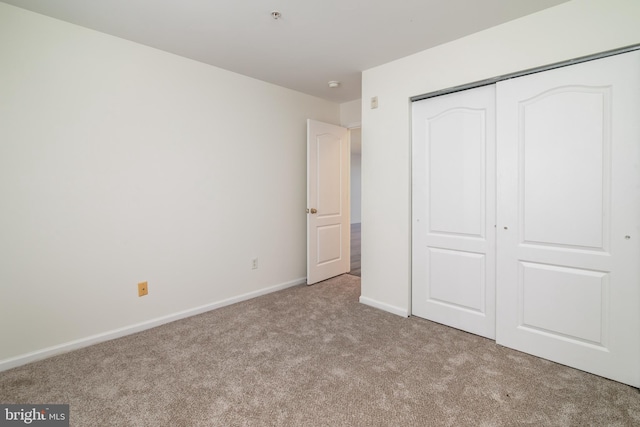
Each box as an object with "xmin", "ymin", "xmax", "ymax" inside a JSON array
[{"xmin": 350, "ymin": 223, "xmax": 361, "ymax": 276}]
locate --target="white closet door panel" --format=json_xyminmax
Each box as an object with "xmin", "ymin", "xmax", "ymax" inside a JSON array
[
  {"xmin": 428, "ymin": 248, "xmax": 486, "ymax": 312},
  {"xmin": 428, "ymin": 109, "xmax": 485, "ymax": 237},
  {"xmin": 412, "ymin": 85, "xmax": 496, "ymax": 339},
  {"xmin": 521, "ymin": 89, "xmax": 607, "ymax": 249},
  {"xmin": 519, "ymin": 262, "xmax": 606, "ymax": 344},
  {"xmin": 496, "ymin": 51, "xmax": 640, "ymax": 387}
]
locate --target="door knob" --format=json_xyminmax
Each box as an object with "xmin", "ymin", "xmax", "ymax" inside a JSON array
[{"xmin": 309, "ymin": 208, "xmax": 317, "ymax": 214}]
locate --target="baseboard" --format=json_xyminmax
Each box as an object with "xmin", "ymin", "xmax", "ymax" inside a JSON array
[
  {"xmin": 0, "ymin": 277, "xmax": 306, "ymax": 372},
  {"xmin": 359, "ymin": 296, "xmax": 409, "ymax": 318}
]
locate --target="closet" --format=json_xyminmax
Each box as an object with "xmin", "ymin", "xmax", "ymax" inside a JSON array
[{"xmin": 411, "ymin": 49, "xmax": 640, "ymax": 387}]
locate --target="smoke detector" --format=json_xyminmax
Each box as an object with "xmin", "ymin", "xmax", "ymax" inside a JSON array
[{"xmin": 271, "ymin": 11, "xmax": 282, "ymax": 20}]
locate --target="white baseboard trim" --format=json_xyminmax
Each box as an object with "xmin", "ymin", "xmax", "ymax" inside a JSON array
[
  {"xmin": 0, "ymin": 277, "xmax": 306, "ymax": 372},
  {"xmin": 359, "ymin": 296, "xmax": 409, "ymax": 318}
]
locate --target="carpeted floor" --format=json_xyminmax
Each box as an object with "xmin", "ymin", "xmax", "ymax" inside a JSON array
[{"xmin": 1, "ymin": 274, "xmax": 639, "ymax": 426}]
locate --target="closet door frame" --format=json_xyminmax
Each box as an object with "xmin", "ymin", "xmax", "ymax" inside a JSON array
[
  {"xmin": 410, "ymin": 44, "xmax": 640, "ymax": 387},
  {"xmin": 411, "ymin": 44, "xmax": 640, "ymax": 104}
]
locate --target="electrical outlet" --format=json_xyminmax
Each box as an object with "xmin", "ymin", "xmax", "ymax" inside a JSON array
[
  {"xmin": 252, "ymin": 258, "xmax": 258, "ymax": 269},
  {"xmin": 138, "ymin": 281, "xmax": 148, "ymax": 297},
  {"xmin": 371, "ymin": 96, "xmax": 378, "ymax": 109}
]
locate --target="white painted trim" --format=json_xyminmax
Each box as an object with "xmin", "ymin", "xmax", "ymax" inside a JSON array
[
  {"xmin": 0, "ymin": 277, "xmax": 306, "ymax": 372},
  {"xmin": 345, "ymin": 121, "xmax": 362, "ymax": 129},
  {"xmin": 359, "ymin": 296, "xmax": 409, "ymax": 317}
]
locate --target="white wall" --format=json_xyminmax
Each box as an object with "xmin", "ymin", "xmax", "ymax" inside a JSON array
[
  {"xmin": 0, "ymin": 3, "xmax": 339, "ymax": 367},
  {"xmin": 340, "ymin": 99, "xmax": 362, "ymax": 128},
  {"xmin": 360, "ymin": 0, "xmax": 640, "ymax": 316}
]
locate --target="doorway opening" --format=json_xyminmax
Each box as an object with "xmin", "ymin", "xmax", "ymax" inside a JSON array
[{"xmin": 350, "ymin": 127, "xmax": 362, "ymax": 277}]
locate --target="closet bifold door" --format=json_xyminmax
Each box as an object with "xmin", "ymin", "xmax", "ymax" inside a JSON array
[
  {"xmin": 412, "ymin": 84, "xmax": 496, "ymax": 339},
  {"xmin": 495, "ymin": 50, "xmax": 640, "ymax": 387}
]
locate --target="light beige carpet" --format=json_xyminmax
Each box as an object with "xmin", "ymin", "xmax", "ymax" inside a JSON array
[{"xmin": 1, "ymin": 274, "xmax": 639, "ymax": 426}]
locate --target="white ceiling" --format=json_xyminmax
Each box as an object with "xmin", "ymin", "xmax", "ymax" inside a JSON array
[{"xmin": 2, "ymin": 0, "xmax": 567, "ymax": 103}]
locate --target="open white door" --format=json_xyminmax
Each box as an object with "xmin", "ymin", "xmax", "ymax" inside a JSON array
[
  {"xmin": 496, "ymin": 51, "xmax": 640, "ymax": 387},
  {"xmin": 412, "ymin": 85, "xmax": 497, "ymax": 339},
  {"xmin": 306, "ymin": 119, "xmax": 350, "ymax": 285}
]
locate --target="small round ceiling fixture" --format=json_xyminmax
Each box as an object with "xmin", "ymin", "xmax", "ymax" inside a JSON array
[
  {"xmin": 271, "ymin": 10, "xmax": 282, "ymax": 20},
  {"xmin": 328, "ymin": 81, "xmax": 340, "ymax": 88}
]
